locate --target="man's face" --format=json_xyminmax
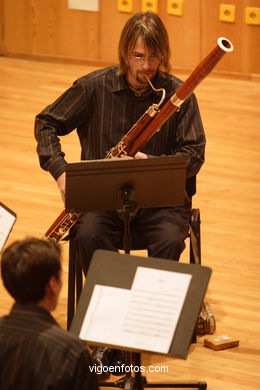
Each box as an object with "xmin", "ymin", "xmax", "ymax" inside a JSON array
[{"xmin": 126, "ymin": 36, "xmax": 161, "ymax": 88}]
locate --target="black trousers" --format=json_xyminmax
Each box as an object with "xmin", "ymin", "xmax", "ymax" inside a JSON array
[{"xmin": 74, "ymin": 206, "xmax": 190, "ymax": 274}]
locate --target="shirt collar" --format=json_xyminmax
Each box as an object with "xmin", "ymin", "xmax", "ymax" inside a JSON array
[
  {"xmin": 111, "ymin": 67, "xmax": 128, "ymax": 93},
  {"xmin": 11, "ymin": 302, "xmax": 57, "ymax": 324},
  {"xmin": 112, "ymin": 67, "xmax": 167, "ymax": 97}
]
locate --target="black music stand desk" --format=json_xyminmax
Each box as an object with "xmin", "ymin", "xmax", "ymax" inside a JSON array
[
  {"xmin": 65, "ymin": 155, "xmax": 187, "ymax": 254},
  {"xmin": 65, "ymin": 155, "xmax": 187, "ymax": 214}
]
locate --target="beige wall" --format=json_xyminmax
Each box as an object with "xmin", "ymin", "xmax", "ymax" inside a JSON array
[{"xmin": 1, "ymin": 0, "xmax": 259, "ymax": 77}]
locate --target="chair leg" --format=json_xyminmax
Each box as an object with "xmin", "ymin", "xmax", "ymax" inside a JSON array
[
  {"xmin": 189, "ymin": 208, "xmax": 201, "ymax": 342},
  {"xmin": 67, "ymin": 237, "xmax": 84, "ymax": 330},
  {"xmin": 67, "ymin": 238, "xmax": 76, "ymax": 330},
  {"xmin": 189, "ymin": 208, "xmax": 201, "ymax": 265},
  {"xmin": 189, "ymin": 209, "xmax": 216, "ymax": 336},
  {"xmin": 76, "ymin": 257, "xmax": 83, "ymax": 303}
]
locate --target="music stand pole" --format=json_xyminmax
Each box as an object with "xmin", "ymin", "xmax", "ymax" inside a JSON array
[
  {"xmin": 117, "ymin": 187, "xmax": 137, "ymax": 255},
  {"xmin": 117, "ymin": 187, "xmax": 144, "ymax": 389}
]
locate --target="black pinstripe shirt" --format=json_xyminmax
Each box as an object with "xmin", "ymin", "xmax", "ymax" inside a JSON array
[
  {"xmin": 34, "ymin": 65, "xmax": 205, "ymax": 180},
  {"xmin": 0, "ymin": 304, "xmax": 99, "ymax": 390}
]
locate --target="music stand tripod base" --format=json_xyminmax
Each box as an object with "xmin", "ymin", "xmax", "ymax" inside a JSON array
[{"xmin": 99, "ymin": 378, "xmax": 207, "ymax": 389}]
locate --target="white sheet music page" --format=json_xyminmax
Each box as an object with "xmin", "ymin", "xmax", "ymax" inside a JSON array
[
  {"xmin": 79, "ymin": 267, "xmax": 192, "ymax": 353},
  {"xmin": 0, "ymin": 205, "xmax": 16, "ymax": 252}
]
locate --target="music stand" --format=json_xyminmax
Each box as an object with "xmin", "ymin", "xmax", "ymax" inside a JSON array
[
  {"xmin": 70, "ymin": 250, "xmax": 211, "ymax": 390},
  {"xmin": 65, "ymin": 156, "xmax": 208, "ymax": 389},
  {"xmin": 66, "ymin": 155, "xmax": 186, "ymax": 254}
]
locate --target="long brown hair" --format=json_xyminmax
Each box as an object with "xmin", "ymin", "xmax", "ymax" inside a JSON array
[{"xmin": 118, "ymin": 12, "xmax": 171, "ymax": 75}]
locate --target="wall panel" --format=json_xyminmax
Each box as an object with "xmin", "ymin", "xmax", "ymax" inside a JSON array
[
  {"xmin": 98, "ymin": 0, "xmax": 201, "ymax": 70},
  {"xmin": 0, "ymin": 0, "xmax": 3, "ymax": 54},
  {"xmin": 242, "ymin": 0, "xmax": 260, "ymax": 74},
  {"xmin": 2, "ymin": 0, "xmax": 100, "ymax": 60},
  {"xmin": 99, "ymin": 1, "xmax": 139, "ymax": 62},
  {"xmin": 1, "ymin": 0, "xmax": 259, "ymax": 77},
  {"xmin": 161, "ymin": 0, "xmax": 201, "ymax": 70},
  {"xmin": 201, "ymin": 0, "xmax": 260, "ymax": 75}
]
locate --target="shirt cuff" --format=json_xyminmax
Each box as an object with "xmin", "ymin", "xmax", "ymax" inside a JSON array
[{"xmin": 44, "ymin": 156, "xmax": 68, "ymax": 180}]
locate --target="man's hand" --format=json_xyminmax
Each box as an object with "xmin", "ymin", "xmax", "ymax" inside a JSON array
[
  {"xmin": 56, "ymin": 172, "xmax": 66, "ymax": 203},
  {"xmin": 120, "ymin": 152, "xmax": 148, "ymax": 160}
]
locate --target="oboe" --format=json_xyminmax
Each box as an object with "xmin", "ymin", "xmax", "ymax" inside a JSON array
[{"xmin": 45, "ymin": 37, "xmax": 233, "ymax": 242}]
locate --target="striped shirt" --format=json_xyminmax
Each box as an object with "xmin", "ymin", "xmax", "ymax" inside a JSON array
[
  {"xmin": 34, "ymin": 65, "xmax": 206, "ymax": 181},
  {"xmin": 0, "ymin": 304, "xmax": 99, "ymax": 390}
]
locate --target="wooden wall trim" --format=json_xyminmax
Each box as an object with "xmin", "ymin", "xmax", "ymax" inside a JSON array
[{"xmin": 2, "ymin": 50, "xmax": 115, "ymax": 68}]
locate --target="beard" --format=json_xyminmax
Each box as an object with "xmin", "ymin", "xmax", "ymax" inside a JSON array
[{"xmin": 135, "ymin": 69, "xmax": 154, "ymax": 85}]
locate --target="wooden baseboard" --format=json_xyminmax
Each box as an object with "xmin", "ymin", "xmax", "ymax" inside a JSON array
[
  {"xmin": 1, "ymin": 50, "xmax": 259, "ymax": 81},
  {"xmin": 1, "ymin": 50, "xmax": 114, "ymax": 68}
]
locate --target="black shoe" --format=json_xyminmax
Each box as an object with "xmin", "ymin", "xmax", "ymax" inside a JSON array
[
  {"xmin": 91, "ymin": 347, "xmax": 127, "ymax": 377},
  {"xmin": 91, "ymin": 347, "xmax": 111, "ymax": 381},
  {"xmin": 109, "ymin": 349, "xmax": 127, "ymax": 376}
]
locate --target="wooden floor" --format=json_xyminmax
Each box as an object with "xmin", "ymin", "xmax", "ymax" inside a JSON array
[{"xmin": 0, "ymin": 56, "xmax": 260, "ymax": 389}]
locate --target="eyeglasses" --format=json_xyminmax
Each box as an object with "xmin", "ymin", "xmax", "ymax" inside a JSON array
[{"xmin": 130, "ymin": 55, "xmax": 160, "ymax": 64}]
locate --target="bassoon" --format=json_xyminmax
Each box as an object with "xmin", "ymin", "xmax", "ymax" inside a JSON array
[{"xmin": 45, "ymin": 37, "xmax": 233, "ymax": 242}]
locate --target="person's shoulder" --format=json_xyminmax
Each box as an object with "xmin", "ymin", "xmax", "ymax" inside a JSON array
[
  {"xmin": 43, "ymin": 322, "xmax": 87, "ymax": 356},
  {"xmin": 77, "ymin": 65, "xmax": 119, "ymax": 85},
  {"xmin": 50, "ymin": 323, "xmax": 85, "ymax": 345}
]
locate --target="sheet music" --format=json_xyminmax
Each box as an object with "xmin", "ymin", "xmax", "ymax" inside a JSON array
[
  {"xmin": 0, "ymin": 204, "xmax": 16, "ymax": 252},
  {"xmin": 79, "ymin": 267, "xmax": 192, "ymax": 353}
]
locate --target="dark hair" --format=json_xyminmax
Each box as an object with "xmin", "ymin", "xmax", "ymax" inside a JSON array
[
  {"xmin": 118, "ymin": 12, "xmax": 171, "ymax": 74},
  {"xmin": 1, "ymin": 237, "xmax": 61, "ymax": 304}
]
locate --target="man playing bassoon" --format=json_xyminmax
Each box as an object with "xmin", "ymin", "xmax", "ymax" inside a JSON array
[{"xmin": 34, "ymin": 12, "xmax": 206, "ymax": 372}]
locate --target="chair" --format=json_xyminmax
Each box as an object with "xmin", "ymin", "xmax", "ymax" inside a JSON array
[{"xmin": 66, "ymin": 176, "xmax": 203, "ymax": 330}]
